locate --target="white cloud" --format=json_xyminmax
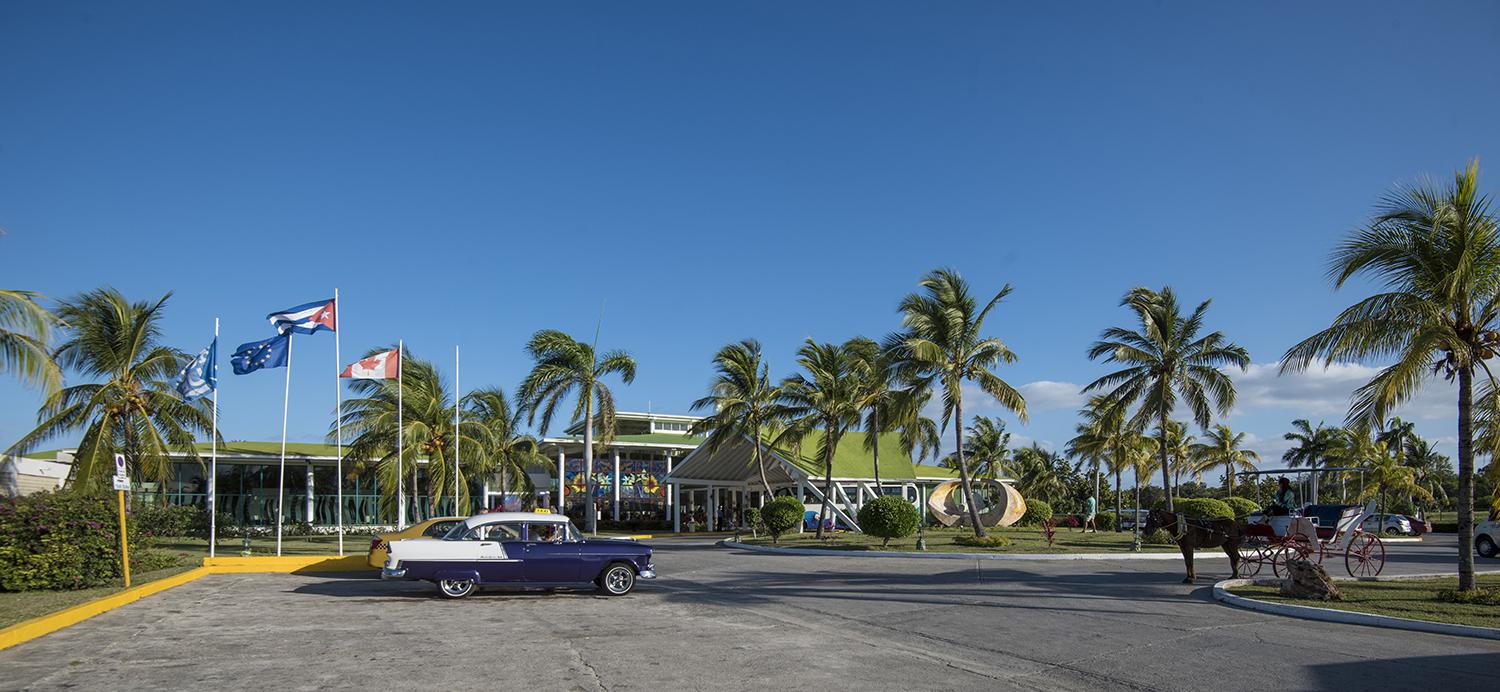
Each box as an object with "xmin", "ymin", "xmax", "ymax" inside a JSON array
[
  {"xmin": 1017, "ymin": 381, "xmax": 1088, "ymax": 412},
  {"xmin": 1228, "ymin": 361, "xmax": 1455, "ymax": 422}
]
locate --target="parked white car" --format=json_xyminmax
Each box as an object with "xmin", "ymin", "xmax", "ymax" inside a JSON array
[
  {"xmin": 1360, "ymin": 513, "xmax": 1414, "ymax": 536},
  {"xmin": 1476, "ymin": 520, "xmax": 1498, "ymax": 559}
]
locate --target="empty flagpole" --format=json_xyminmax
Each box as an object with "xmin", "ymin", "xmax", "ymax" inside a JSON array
[
  {"xmin": 397, "ymin": 339, "xmax": 405, "ymax": 529},
  {"xmin": 334, "ymin": 288, "xmax": 343, "ymax": 556},
  {"xmin": 209, "ymin": 318, "xmax": 220, "ymax": 559},
  {"xmin": 276, "ymin": 334, "xmax": 293, "ymax": 556},
  {"xmin": 453, "ymin": 345, "xmax": 460, "ymax": 514}
]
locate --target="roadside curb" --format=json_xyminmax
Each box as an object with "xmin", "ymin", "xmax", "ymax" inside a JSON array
[
  {"xmin": 717, "ymin": 539, "xmax": 1231, "ymax": 561},
  {"xmin": 1213, "ymin": 571, "xmax": 1500, "ymax": 641},
  {"xmin": 0, "ymin": 554, "xmax": 374, "ymax": 652}
]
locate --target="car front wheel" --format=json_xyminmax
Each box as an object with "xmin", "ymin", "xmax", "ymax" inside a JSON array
[
  {"xmin": 1477, "ymin": 535, "xmax": 1499, "ymax": 559},
  {"xmin": 438, "ymin": 578, "xmax": 476, "ymax": 599},
  {"xmin": 598, "ymin": 564, "xmax": 636, "ymax": 596}
]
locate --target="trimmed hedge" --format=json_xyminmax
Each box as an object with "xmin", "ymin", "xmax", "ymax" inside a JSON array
[
  {"xmin": 856, "ymin": 496, "xmax": 921, "ymax": 547},
  {"xmin": 1223, "ymin": 496, "xmax": 1260, "ymax": 518},
  {"xmin": 954, "ymin": 534, "xmax": 1012, "ymax": 548},
  {"xmin": 1020, "ymin": 499, "xmax": 1053, "ymax": 526},
  {"xmin": 1144, "ymin": 528, "xmax": 1175, "ymax": 545},
  {"xmin": 743, "ymin": 507, "xmax": 762, "ymax": 535},
  {"xmin": 0, "ymin": 491, "xmax": 154, "ymax": 591},
  {"xmin": 1154, "ymin": 497, "xmax": 1234, "ymax": 519},
  {"xmin": 761, "ymin": 497, "xmax": 804, "ymax": 544},
  {"xmin": 1094, "ymin": 511, "xmax": 1116, "ymax": 531}
]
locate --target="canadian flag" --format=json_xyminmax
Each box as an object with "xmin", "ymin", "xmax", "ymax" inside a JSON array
[{"xmin": 340, "ymin": 347, "xmax": 400, "ymax": 380}]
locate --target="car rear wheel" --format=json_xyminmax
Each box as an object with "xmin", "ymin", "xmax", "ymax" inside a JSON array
[
  {"xmin": 1477, "ymin": 535, "xmax": 1499, "ymax": 559},
  {"xmin": 598, "ymin": 564, "xmax": 635, "ymax": 596},
  {"xmin": 438, "ymin": 579, "xmax": 476, "ymax": 599}
]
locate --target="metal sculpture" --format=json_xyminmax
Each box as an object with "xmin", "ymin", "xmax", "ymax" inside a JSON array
[{"xmin": 926, "ymin": 479, "xmax": 1026, "ymax": 528}]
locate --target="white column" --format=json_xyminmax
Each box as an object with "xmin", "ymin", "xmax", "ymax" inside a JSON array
[
  {"xmin": 672, "ymin": 483, "xmax": 681, "ymax": 533},
  {"xmin": 482, "ymin": 480, "xmax": 490, "ymax": 512},
  {"xmin": 556, "ymin": 447, "xmax": 565, "ymax": 511},
  {"xmin": 612, "ymin": 448, "xmax": 621, "ymax": 521},
  {"xmin": 305, "ymin": 463, "xmax": 315, "ymax": 524},
  {"xmin": 665, "ymin": 456, "xmax": 675, "ymax": 522}
]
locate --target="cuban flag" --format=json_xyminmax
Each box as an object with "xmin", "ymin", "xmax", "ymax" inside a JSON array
[
  {"xmin": 231, "ymin": 334, "xmax": 291, "ymax": 375},
  {"xmin": 340, "ymin": 347, "xmax": 400, "ymax": 380},
  {"xmin": 267, "ymin": 298, "xmax": 336, "ymax": 335},
  {"xmin": 175, "ymin": 338, "xmax": 217, "ymax": 400}
]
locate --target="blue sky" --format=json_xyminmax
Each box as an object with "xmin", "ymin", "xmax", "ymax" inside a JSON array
[{"xmin": 2, "ymin": 2, "xmax": 1498, "ymax": 481}]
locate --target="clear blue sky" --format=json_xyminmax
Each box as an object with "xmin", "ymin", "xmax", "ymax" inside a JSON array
[{"xmin": 3, "ymin": 2, "xmax": 1498, "ymax": 480}]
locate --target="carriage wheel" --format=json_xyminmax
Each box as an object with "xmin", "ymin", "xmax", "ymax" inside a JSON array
[
  {"xmin": 1237, "ymin": 547, "xmax": 1264, "ymax": 577},
  {"xmin": 1345, "ymin": 532, "xmax": 1386, "ymax": 577},
  {"xmin": 1270, "ymin": 536, "xmax": 1313, "ymax": 577}
]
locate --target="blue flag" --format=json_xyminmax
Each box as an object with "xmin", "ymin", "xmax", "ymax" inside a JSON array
[
  {"xmin": 231, "ymin": 334, "xmax": 290, "ymax": 375},
  {"xmin": 176, "ymin": 338, "xmax": 217, "ymax": 400}
]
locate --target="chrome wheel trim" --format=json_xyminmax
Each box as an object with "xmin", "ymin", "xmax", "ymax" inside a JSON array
[
  {"xmin": 439, "ymin": 579, "xmax": 474, "ymax": 597},
  {"xmin": 605, "ymin": 566, "xmax": 633, "ymax": 594}
]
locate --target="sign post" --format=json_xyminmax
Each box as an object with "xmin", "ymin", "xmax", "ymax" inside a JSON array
[{"xmin": 113, "ymin": 454, "xmax": 131, "ymax": 588}]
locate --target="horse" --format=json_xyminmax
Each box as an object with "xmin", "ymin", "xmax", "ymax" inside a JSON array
[{"xmin": 1143, "ymin": 508, "xmax": 1243, "ymax": 584}]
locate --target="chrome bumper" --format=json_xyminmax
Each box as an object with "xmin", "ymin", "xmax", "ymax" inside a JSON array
[
  {"xmin": 639, "ymin": 567, "xmax": 657, "ymax": 579},
  {"xmin": 381, "ymin": 566, "xmax": 407, "ymax": 580}
]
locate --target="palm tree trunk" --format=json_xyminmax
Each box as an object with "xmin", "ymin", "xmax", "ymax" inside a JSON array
[
  {"xmin": 1159, "ymin": 409, "xmax": 1173, "ymax": 510},
  {"xmin": 753, "ymin": 426, "xmax": 773, "ymax": 498},
  {"xmin": 817, "ymin": 431, "xmax": 835, "ymax": 540},
  {"xmin": 1226, "ymin": 462, "xmax": 1234, "ymax": 494},
  {"xmin": 1114, "ymin": 463, "xmax": 1123, "ymax": 532},
  {"xmin": 584, "ymin": 392, "xmax": 596, "ymax": 535},
  {"xmin": 1458, "ymin": 366, "xmax": 1475, "ymax": 591},
  {"xmin": 954, "ymin": 398, "xmax": 987, "ymax": 538},
  {"xmin": 871, "ymin": 409, "xmax": 882, "ymax": 495},
  {"xmin": 499, "ymin": 465, "xmax": 509, "ymax": 512}
]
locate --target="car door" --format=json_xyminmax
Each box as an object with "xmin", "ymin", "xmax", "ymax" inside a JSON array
[
  {"xmin": 475, "ymin": 522, "xmax": 525, "ymax": 583},
  {"xmin": 521, "ymin": 522, "xmax": 581, "ymax": 582}
]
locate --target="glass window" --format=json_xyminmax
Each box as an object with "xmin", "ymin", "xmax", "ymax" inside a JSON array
[
  {"xmin": 424, "ymin": 520, "xmax": 460, "ymax": 537},
  {"xmin": 527, "ymin": 522, "xmax": 565, "ymax": 543}
]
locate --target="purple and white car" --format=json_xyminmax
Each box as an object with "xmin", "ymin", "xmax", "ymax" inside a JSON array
[{"xmin": 381, "ymin": 512, "xmax": 656, "ymax": 598}]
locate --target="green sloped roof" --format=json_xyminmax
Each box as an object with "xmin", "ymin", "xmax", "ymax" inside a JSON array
[
  {"xmin": 766, "ymin": 431, "xmax": 916, "ymax": 479},
  {"xmin": 198, "ymin": 442, "xmax": 341, "ymax": 457},
  {"xmin": 913, "ymin": 463, "xmax": 960, "ymax": 479}
]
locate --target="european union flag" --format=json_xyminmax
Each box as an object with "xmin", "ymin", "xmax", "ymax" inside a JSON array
[
  {"xmin": 231, "ymin": 334, "xmax": 290, "ymax": 375},
  {"xmin": 175, "ymin": 338, "xmax": 218, "ymax": 399}
]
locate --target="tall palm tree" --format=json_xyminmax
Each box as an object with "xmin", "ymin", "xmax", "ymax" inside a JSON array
[
  {"xmin": 1159, "ymin": 420, "xmax": 1197, "ymax": 490},
  {"xmin": 895, "ymin": 268, "xmax": 1028, "ymax": 538},
  {"xmin": 1402, "ymin": 436, "xmax": 1450, "ymax": 512},
  {"xmin": 1067, "ymin": 396, "xmax": 1148, "ymax": 531},
  {"xmin": 1282, "ymin": 160, "xmax": 1498, "ymax": 590},
  {"xmin": 7, "ymin": 289, "xmax": 212, "ymax": 491},
  {"xmin": 941, "ymin": 416, "xmax": 1011, "ymax": 480},
  {"xmin": 848, "ymin": 337, "xmax": 903, "ymax": 493},
  {"xmin": 466, "ymin": 387, "xmax": 548, "ymax": 510},
  {"xmin": 1357, "ymin": 443, "xmax": 1434, "ymax": 518},
  {"xmin": 1282, "ymin": 419, "xmax": 1343, "ymax": 504},
  {"xmin": 891, "ymin": 386, "xmax": 942, "ymax": 466},
  {"xmin": 1012, "ymin": 443, "xmax": 1067, "ymax": 503},
  {"xmin": 1085, "ymin": 286, "xmax": 1250, "ymax": 510},
  {"xmin": 342, "ymin": 352, "xmax": 483, "ymax": 518},
  {"xmin": 1191, "ymin": 423, "xmax": 1260, "ymax": 494},
  {"xmin": 517, "ymin": 329, "xmax": 636, "ymax": 535},
  {"xmin": 776, "ymin": 339, "xmax": 864, "ymax": 539},
  {"xmin": 0, "ymin": 289, "xmax": 61, "ymax": 394},
  {"xmin": 689, "ymin": 339, "xmax": 785, "ymax": 497}
]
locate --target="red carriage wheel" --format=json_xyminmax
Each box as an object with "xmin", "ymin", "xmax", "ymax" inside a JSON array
[
  {"xmin": 1345, "ymin": 532, "xmax": 1386, "ymax": 577},
  {"xmin": 1237, "ymin": 546, "xmax": 1264, "ymax": 577}
]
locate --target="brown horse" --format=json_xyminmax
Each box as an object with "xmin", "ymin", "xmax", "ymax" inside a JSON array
[{"xmin": 1143, "ymin": 509, "xmax": 1242, "ymax": 583}]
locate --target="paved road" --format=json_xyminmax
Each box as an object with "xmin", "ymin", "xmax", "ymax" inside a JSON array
[{"xmin": 1, "ymin": 536, "xmax": 1495, "ymax": 691}]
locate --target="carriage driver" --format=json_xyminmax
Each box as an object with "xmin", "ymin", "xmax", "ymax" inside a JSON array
[{"xmin": 1267, "ymin": 477, "xmax": 1297, "ymax": 516}]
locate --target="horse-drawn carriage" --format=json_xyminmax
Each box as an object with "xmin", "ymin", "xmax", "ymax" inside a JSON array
[{"xmin": 1236, "ymin": 500, "xmax": 1386, "ymax": 578}]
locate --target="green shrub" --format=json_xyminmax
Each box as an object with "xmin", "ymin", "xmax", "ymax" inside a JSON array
[
  {"xmin": 953, "ymin": 534, "xmax": 1012, "ymax": 548},
  {"xmin": 856, "ymin": 496, "xmax": 921, "ymax": 547},
  {"xmin": 1436, "ymin": 587, "xmax": 1500, "ymax": 606},
  {"xmin": 1223, "ymin": 496, "xmax": 1260, "ymax": 518},
  {"xmin": 1154, "ymin": 497, "xmax": 1234, "ymax": 519},
  {"xmin": 743, "ymin": 507, "xmax": 762, "ymax": 535},
  {"xmin": 0, "ymin": 490, "xmax": 156, "ymax": 591},
  {"xmin": 134, "ymin": 504, "xmax": 230, "ymax": 539},
  {"xmin": 1144, "ymin": 528, "xmax": 1175, "ymax": 545},
  {"xmin": 1093, "ymin": 512, "xmax": 1115, "ymax": 531},
  {"xmin": 761, "ymin": 497, "xmax": 803, "ymax": 544},
  {"xmin": 1020, "ymin": 499, "xmax": 1053, "ymax": 526}
]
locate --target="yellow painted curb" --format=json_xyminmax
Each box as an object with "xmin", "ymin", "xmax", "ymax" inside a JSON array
[
  {"xmin": 0, "ymin": 566, "xmax": 213, "ymax": 652},
  {"xmin": 0, "ymin": 555, "xmax": 374, "ymax": 652}
]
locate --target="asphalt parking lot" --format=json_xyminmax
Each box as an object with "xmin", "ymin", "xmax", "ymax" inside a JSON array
[{"xmin": 1, "ymin": 535, "xmax": 1496, "ymax": 691}]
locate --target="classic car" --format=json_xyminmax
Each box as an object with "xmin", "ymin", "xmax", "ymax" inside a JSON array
[
  {"xmin": 1477, "ymin": 520, "xmax": 1498, "ymax": 559},
  {"xmin": 381, "ymin": 511, "xmax": 656, "ymax": 598},
  {"xmin": 366, "ymin": 516, "xmax": 466, "ymax": 569}
]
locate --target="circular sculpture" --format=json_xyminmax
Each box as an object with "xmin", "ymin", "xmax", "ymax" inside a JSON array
[{"xmin": 926, "ymin": 479, "xmax": 1026, "ymax": 528}]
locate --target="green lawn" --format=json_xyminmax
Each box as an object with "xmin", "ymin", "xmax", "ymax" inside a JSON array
[
  {"xmin": 1229, "ymin": 575, "xmax": 1500, "ymax": 629},
  {"xmin": 0, "ymin": 562, "xmax": 201, "ymax": 630},
  {"xmin": 739, "ymin": 526, "xmax": 1216, "ymax": 554}
]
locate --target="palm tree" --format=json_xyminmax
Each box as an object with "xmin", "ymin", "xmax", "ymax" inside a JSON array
[
  {"xmin": 342, "ymin": 352, "xmax": 483, "ymax": 518},
  {"xmin": 1282, "ymin": 419, "xmax": 1343, "ymax": 503},
  {"xmin": 1012, "ymin": 443, "xmax": 1067, "ymax": 503},
  {"xmin": 517, "ymin": 329, "xmax": 636, "ymax": 535},
  {"xmin": 1402, "ymin": 436, "xmax": 1450, "ymax": 513},
  {"xmin": 1282, "ymin": 160, "xmax": 1498, "ymax": 590},
  {"xmin": 7, "ymin": 289, "xmax": 212, "ymax": 491},
  {"xmin": 1159, "ymin": 420, "xmax": 1197, "ymax": 490},
  {"xmin": 1357, "ymin": 443, "xmax": 1435, "ymax": 519},
  {"xmin": 848, "ymin": 337, "xmax": 903, "ymax": 493},
  {"xmin": 1067, "ymin": 396, "xmax": 1148, "ymax": 531},
  {"xmin": 941, "ymin": 416, "xmax": 1011, "ymax": 480},
  {"xmin": 776, "ymin": 339, "xmax": 864, "ymax": 539},
  {"xmin": 891, "ymin": 386, "xmax": 942, "ymax": 466},
  {"xmin": 894, "ymin": 268, "xmax": 1028, "ymax": 538},
  {"xmin": 466, "ymin": 387, "xmax": 549, "ymax": 510},
  {"xmin": 1085, "ymin": 286, "xmax": 1250, "ymax": 510},
  {"xmin": 689, "ymin": 339, "xmax": 785, "ymax": 497},
  {"xmin": 0, "ymin": 289, "xmax": 61, "ymax": 394},
  {"xmin": 1191, "ymin": 424, "xmax": 1260, "ymax": 494}
]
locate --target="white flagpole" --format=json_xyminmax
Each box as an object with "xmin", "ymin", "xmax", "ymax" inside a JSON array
[
  {"xmin": 209, "ymin": 317, "xmax": 219, "ymax": 558},
  {"xmin": 277, "ymin": 333, "xmax": 293, "ymax": 556},
  {"xmin": 334, "ymin": 289, "xmax": 343, "ymax": 556},
  {"xmin": 453, "ymin": 345, "xmax": 460, "ymax": 515},
  {"xmin": 397, "ymin": 340, "xmax": 405, "ymax": 529}
]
